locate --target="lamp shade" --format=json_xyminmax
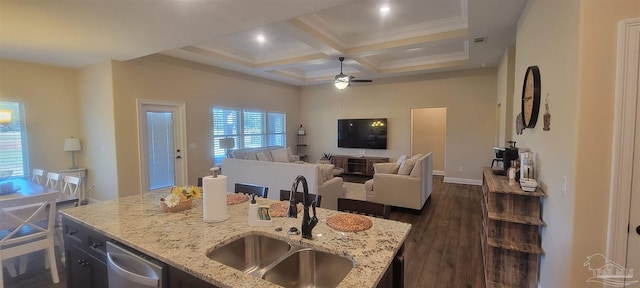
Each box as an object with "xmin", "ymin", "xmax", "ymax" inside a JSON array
[
  {"xmin": 219, "ymin": 138, "xmax": 235, "ymax": 149},
  {"xmin": 64, "ymin": 138, "xmax": 81, "ymax": 152}
]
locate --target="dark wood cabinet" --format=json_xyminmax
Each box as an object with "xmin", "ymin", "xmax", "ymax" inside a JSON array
[
  {"xmin": 332, "ymin": 155, "xmax": 389, "ymax": 176},
  {"xmin": 66, "ymin": 246, "xmax": 108, "ymax": 288},
  {"xmin": 168, "ymin": 266, "xmax": 217, "ymax": 288},
  {"xmin": 376, "ymin": 244, "xmax": 404, "ymax": 288},
  {"xmin": 63, "ymin": 216, "xmax": 109, "ymax": 288}
]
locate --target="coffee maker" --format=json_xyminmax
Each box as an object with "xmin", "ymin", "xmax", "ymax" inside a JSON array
[{"xmin": 494, "ymin": 141, "xmax": 519, "ymax": 175}]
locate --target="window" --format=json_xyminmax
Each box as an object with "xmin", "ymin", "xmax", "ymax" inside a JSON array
[
  {"xmin": 267, "ymin": 112, "xmax": 286, "ymax": 146},
  {"xmin": 0, "ymin": 102, "xmax": 28, "ymax": 177},
  {"xmin": 212, "ymin": 107, "xmax": 286, "ymax": 164}
]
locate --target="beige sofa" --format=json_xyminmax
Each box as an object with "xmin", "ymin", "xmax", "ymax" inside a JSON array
[
  {"xmin": 221, "ymin": 147, "xmax": 345, "ymax": 210},
  {"xmin": 364, "ymin": 152, "xmax": 433, "ymax": 210}
]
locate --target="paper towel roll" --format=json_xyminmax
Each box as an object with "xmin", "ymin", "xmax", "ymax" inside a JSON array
[{"xmin": 202, "ymin": 175, "xmax": 229, "ymax": 222}]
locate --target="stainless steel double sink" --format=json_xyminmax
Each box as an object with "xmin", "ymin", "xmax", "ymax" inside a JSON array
[{"xmin": 206, "ymin": 234, "xmax": 354, "ymax": 287}]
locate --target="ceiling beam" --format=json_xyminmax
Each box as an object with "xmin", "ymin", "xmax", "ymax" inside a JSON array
[
  {"xmin": 254, "ymin": 53, "xmax": 327, "ymax": 69},
  {"xmin": 380, "ymin": 60, "xmax": 468, "ymax": 74},
  {"xmin": 286, "ymin": 18, "xmax": 346, "ymax": 55},
  {"xmin": 180, "ymin": 46, "xmax": 253, "ymax": 68},
  {"xmin": 346, "ymin": 28, "xmax": 468, "ymax": 55}
]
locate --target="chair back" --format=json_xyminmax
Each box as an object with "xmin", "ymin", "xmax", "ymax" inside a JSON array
[
  {"xmin": 337, "ymin": 198, "xmax": 390, "ymax": 219},
  {"xmin": 0, "ymin": 192, "xmax": 58, "ymax": 249},
  {"xmin": 45, "ymin": 172, "xmax": 61, "ymax": 191},
  {"xmin": 279, "ymin": 190, "xmax": 322, "ymax": 207},
  {"xmin": 62, "ymin": 175, "xmax": 81, "ymax": 197},
  {"xmin": 31, "ymin": 169, "xmax": 45, "ymax": 185},
  {"xmin": 234, "ymin": 183, "xmax": 268, "ymax": 198},
  {"xmin": 0, "ymin": 191, "xmax": 60, "ymax": 284}
]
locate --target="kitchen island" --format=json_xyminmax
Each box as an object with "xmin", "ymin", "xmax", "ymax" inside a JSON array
[{"xmin": 60, "ymin": 189, "xmax": 411, "ymax": 288}]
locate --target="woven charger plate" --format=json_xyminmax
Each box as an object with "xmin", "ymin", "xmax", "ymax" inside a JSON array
[
  {"xmin": 326, "ymin": 213, "xmax": 373, "ymax": 232},
  {"xmin": 269, "ymin": 202, "xmax": 302, "ymax": 217},
  {"xmin": 227, "ymin": 194, "xmax": 249, "ymax": 205}
]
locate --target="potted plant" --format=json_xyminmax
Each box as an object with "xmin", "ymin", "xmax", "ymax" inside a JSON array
[{"xmin": 319, "ymin": 153, "xmax": 333, "ymax": 164}]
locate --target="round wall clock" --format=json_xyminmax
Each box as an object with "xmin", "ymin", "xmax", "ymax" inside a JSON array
[{"xmin": 521, "ymin": 65, "xmax": 541, "ymax": 128}]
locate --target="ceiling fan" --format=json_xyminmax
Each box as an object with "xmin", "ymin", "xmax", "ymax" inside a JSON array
[{"xmin": 334, "ymin": 57, "xmax": 373, "ymax": 89}]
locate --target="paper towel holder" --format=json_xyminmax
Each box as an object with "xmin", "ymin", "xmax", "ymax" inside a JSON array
[{"xmin": 210, "ymin": 167, "xmax": 220, "ymax": 178}]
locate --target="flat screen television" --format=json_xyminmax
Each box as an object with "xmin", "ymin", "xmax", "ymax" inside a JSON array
[{"xmin": 337, "ymin": 118, "xmax": 387, "ymax": 149}]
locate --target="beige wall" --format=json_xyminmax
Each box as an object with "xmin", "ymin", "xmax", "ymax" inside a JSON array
[
  {"xmin": 572, "ymin": 1, "xmax": 640, "ymax": 286},
  {"xmin": 300, "ymin": 68, "xmax": 497, "ymax": 181},
  {"xmin": 496, "ymin": 46, "xmax": 516, "ymax": 146},
  {"xmin": 78, "ymin": 62, "xmax": 118, "ymax": 201},
  {"xmin": 111, "ymin": 55, "xmax": 300, "ymax": 197},
  {"xmin": 514, "ymin": 1, "xmax": 580, "ymax": 286},
  {"xmin": 412, "ymin": 107, "xmax": 446, "ymax": 172},
  {"xmin": 512, "ymin": 0, "xmax": 640, "ymax": 286},
  {"xmin": 0, "ymin": 59, "xmax": 81, "ymax": 175}
]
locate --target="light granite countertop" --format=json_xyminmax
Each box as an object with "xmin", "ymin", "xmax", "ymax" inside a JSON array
[{"xmin": 60, "ymin": 190, "xmax": 412, "ymax": 288}]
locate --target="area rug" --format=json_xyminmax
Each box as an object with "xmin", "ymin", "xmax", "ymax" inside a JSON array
[{"xmin": 344, "ymin": 182, "xmax": 366, "ymax": 200}]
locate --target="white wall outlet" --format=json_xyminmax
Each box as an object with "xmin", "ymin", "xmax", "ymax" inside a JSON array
[
  {"xmin": 459, "ymin": 166, "xmax": 464, "ymax": 172},
  {"xmin": 189, "ymin": 143, "xmax": 197, "ymax": 149},
  {"xmin": 562, "ymin": 176, "xmax": 568, "ymax": 196}
]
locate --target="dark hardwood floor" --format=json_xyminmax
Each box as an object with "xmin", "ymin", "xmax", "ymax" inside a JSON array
[
  {"xmin": 389, "ymin": 176, "xmax": 486, "ymax": 288},
  {"xmin": 3, "ymin": 176, "xmax": 485, "ymax": 288}
]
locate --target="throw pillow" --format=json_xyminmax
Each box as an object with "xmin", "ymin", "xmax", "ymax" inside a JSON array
[
  {"xmin": 256, "ymin": 152, "xmax": 269, "ymax": 161},
  {"xmin": 398, "ymin": 158, "xmax": 418, "ymax": 175},
  {"xmin": 318, "ymin": 164, "xmax": 335, "ymax": 182},
  {"xmin": 271, "ymin": 148, "xmax": 289, "ymax": 163},
  {"xmin": 231, "ymin": 149, "xmax": 244, "ymax": 159},
  {"xmin": 244, "ymin": 150, "xmax": 258, "ymax": 160},
  {"xmin": 374, "ymin": 162, "xmax": 400, "ymax": 174},
  {"xmin": 286, "ymin": 147, "xmax": 296, "ymax": 162},
  {"xmin": 396, "ymin": 154, "xmax": 407, "ymax": 164},
  {"xmin": 410, "ymin": 153, "xmax": 424, "ymax": 160},
  {"xmin": 410, "ymin": 159, "xmax": 421, "ymax": 177}
]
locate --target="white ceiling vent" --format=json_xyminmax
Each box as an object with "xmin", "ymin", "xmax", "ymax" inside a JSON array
[{"xmin": 473, "ymin": 37, "xmax": 487, "ymax": 44}]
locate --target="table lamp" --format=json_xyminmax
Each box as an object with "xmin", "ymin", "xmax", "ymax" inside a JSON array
[
  {"xmin": 64, "ymin": 137, "xmax": 81, "ymax": 169},
  {"xmin": 219, "ymin": 138, "xmax": 235, "ymax": 159}
]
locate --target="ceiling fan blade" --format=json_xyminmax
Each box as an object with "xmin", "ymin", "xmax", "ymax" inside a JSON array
[{"xmin": 351, "ymin": 79, "xmax": 373, "ymax": 83}]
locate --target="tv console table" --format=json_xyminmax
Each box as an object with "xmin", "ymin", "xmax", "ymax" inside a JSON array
[{"xmin": 332, "ymin": 155, "xmax": 389, "ymax": 176}]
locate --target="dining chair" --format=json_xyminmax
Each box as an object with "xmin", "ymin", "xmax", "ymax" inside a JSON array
[
  {"xmin": 45, "ymin": 172, "xmax": 61, "ymax": 191},
  {"xmin": 337, "ymin": 198, "xmax": 390, "ymax": 219},
  {"xmin": 31, "ymin": 169, "xmax": 45, "ymax": 185},
  {"xmin": 234, "ymin": 183, "xmax": 268, "ymax": 198},
  {"xmin": 62, "ymin": 176, "xmax": 81, "ymax": 199},
  {"xmin": 0, "ymin": 191, "xmax": 60, "ymax": 286},
  {"xmin": 279, "ymin": 190, "xmax": 322, "ymax": 207}
]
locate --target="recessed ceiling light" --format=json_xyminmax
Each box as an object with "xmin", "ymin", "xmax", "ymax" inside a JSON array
[
  {"xmin": 379, "ymin": 6, "xmax": 390, "ymax": 13},
  {"xmin": 256, "ymin": 35, "xmax": 265, "ymax": 42}
]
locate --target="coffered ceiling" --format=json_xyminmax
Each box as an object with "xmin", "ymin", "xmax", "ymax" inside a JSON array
[
  {"xmin": 163, "ymin": 0, "xmax": 526, "ymax": 86},
  {"xmin": 0, "ymin": 0, "xmax": 527, "ymax": 87}
]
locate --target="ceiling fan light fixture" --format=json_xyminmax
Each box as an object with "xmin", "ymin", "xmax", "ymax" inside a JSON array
[{"xmin": 334, "ymin": 74, "xmax": 350, "ymax": 89}]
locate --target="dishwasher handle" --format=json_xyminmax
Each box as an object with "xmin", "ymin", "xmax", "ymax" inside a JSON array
[{"xmin": 107, "ymin": 251, "xmax": 160, "ymax": 287}]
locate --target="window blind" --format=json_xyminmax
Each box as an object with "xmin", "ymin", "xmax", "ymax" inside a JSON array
[{"xmin": 0, "ymin": 102, "xmax": 27, "ymax": 177}]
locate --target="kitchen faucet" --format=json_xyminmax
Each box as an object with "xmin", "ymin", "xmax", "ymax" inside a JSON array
[{"xmin": 287, "ymin": 175, "xmax": 318, "ymax": 239}]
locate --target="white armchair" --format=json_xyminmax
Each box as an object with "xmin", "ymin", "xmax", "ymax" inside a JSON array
[{"xmin": 365, "ymin": 152, "xmax": 433, "ymax": 210}]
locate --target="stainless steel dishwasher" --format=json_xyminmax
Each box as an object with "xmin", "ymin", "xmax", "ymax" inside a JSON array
[{"xmin": 106, "ymin": 241, "xmax": 166, "ymax": 288}]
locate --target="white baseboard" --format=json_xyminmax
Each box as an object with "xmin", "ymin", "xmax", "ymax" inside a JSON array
[
  {"xmin": 443, "ymin": 177, "xmax": 482, "ymax": 186},
  {"xmin": 433, "ymin": 170, "xmax": 445, "ymax": 176}
]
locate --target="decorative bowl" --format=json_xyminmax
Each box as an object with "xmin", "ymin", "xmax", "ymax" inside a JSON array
[{"xmin": 160, "ymin": 198, "xmax": 193, "ymax": 212}]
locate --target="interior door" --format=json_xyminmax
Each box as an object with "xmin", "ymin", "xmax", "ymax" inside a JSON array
[
  {"xmin": 626, "ymin": 65, "xmax": 640, "ymax": 284},
  {"xmin": 138, "ymin": 100, "xmax": 187, "ymax": 192}
]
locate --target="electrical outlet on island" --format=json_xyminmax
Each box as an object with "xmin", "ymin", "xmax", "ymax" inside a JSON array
[{"xmin": 458, "ymin": 166, "xmax": 464, "ymax": 172}]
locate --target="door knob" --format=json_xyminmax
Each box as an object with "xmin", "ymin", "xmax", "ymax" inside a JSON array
[{"xmin": 636, "ymin": 225, "xmax": 640, "ymax": 235}]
